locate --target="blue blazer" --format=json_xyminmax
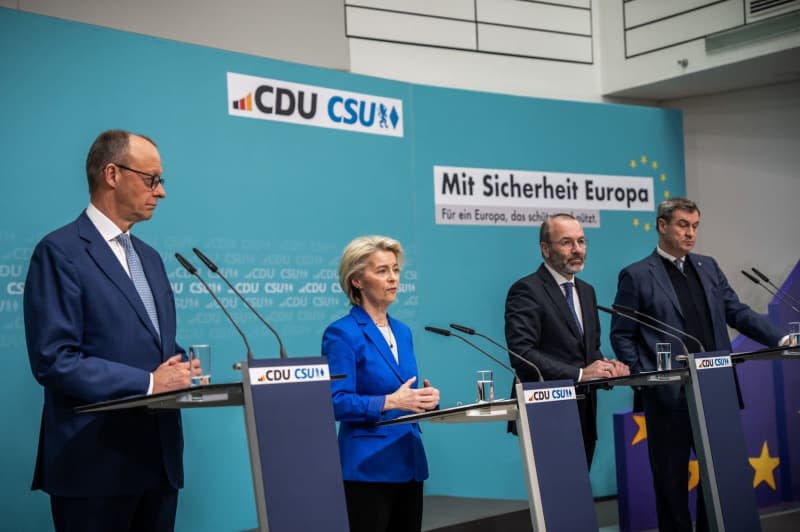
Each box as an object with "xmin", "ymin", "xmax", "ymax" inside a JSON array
[
  {"xmin": 322, "ymin": 305, "xmax": 428, "ymax": 483},
  {"xmin": 610, "ymin": 250, "xmax": 781, "ymax": 410},
  {"xmin": 24, "ymin": 211, "xmax": 183, "ymax": 496}
]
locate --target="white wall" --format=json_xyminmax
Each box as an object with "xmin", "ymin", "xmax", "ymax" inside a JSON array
[
  {"xmin": 670, "ymin": 80, "xmax": 800, "ymax": 317},
  {"xmin": 0, "ymin": 0, "xmax": 350, "ymax": 70}
]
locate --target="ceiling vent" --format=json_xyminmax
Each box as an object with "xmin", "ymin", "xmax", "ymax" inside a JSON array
[{"xmin": 746, "ymin": 0, "xmax": 800, "ymax": 23}]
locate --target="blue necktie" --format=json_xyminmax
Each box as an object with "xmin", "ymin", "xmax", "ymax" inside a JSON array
[
  {"xmin": 117, "ymin": 233, "xmax": 161, "ymax": 338},
  {"xmin": 563, "ymin": 282, "xmax": 583, "ymax": 336}
]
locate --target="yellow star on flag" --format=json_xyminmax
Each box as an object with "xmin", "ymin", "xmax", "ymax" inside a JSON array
[
  {"xmin": 640, "ymin": 155, "xmax": 648, "ymax": 164},
  {"xmin": 651, "ymin": 161, "xmax": 658, "ymax": 169},
  {"xmin": 689, "ymin": 459, "xmax": 700, "ymax": 491},
  {"xmin": 659, "ymin": 173, "xmax": 667, "ymax": 182},
  {"xmin": 631, "ymin": 414, "xmax": 647, "ymax": 445},
  {"xmin": 632, "ymin": 218, "xmax": 640, "ymax": 227},
  {"xmin": 629, "ymin": 159, "xmax": 638, "ymax": 169},
  {"xmin": 749, "ymin": 441, "xmax": 780, "ymax": 490},
  {"xmin": 664, "ymin": 190, "xmax": 671, "ymax": 199},
  {"xmin": 643, "ymin": 223, "xmax": 651, "ymax": 232}
]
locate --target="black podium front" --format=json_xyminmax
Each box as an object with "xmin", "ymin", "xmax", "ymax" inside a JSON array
[{"xmin": 77, "ymin": 356, "xmax": 349, "ymax": 532}]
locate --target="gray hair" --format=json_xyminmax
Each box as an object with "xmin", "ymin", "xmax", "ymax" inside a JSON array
[
  {"xmin": 338, "ymin": 235, "xmax": 405, "ymax": 306},
  {"xmin": 657, "ymin": 197, "xmax": 700, "ymax": 225}
]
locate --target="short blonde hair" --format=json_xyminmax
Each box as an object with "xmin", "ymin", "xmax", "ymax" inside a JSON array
[{"xmin": 338, "ymin": 235, "xmax": 405, "ymax": 306}]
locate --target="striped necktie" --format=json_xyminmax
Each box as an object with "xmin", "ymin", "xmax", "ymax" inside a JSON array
[{"xmin": 117, "ymin": 233, "xmax": 161, "ymax": 338}]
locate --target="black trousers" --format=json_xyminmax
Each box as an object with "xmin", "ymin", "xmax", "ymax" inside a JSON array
[
  {"xmin": 343, "ymin": 480, "xmax": 423, "ymax": 532},
  {"xmin": 50, "ymin": 485, "xmax": 178, "ymax": 532},
  {"xmin": 644, "ymin": 403, "xmax": 708, "ymax": 532}
]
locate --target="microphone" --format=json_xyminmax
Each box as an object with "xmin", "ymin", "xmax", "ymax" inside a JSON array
[
  {"xmin": 742, "ymin": 269, "xmax": 800, "ymax": 314},
  {"xmin": 175, "ymin": 253, "xmax": 254, "ymax": 362},
  {"xmin": 449, "ymin": 323, "xmax": 543, "ymax": 382},
  {"xmin": 752, "ymin": 268, "xmax": 800, "ymax": 307},
  {"xmin": 611, "ymin": 303, "xmax": 705, "ymax": 353},
  {"xmin": 599, "ymin": 305, "xmax": 690, "ymax": 359},
  {"xmin": 193, "ymin": 247, "xmax": 288, "ymax": 358},
  {"xmin": 424, "ymin": 326, "xmax": 520, "ymax": 383}
]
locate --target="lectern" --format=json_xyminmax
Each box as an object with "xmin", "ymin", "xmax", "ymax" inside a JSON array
[
  {"xmin": 77, "ymin": 356, "xmax": 349, "ymax": 532},
  {"xmin": 586, "ymin": 351, "xmax": 766, "ymax": 532},
  {"xmin": 380, "ymin": 380, "xmax": 598, "ymax": 531}
]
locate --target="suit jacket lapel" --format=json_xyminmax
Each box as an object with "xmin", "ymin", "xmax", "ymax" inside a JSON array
[
  {"xmin": 538, "ymin": 265, "xmax": 583, "ymax": 341},
  {"xmin": 78, "ymin": 214, "xmax": 162, "ymax": 346},
  {"xmin": 647, "ymin": 251, "xmax": 683, "ymax": 319},
  {"xmin": 351, "ymin": 306, "xmax": 403, "ymax": 383}
]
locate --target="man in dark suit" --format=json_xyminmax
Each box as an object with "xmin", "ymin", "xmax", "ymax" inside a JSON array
[
  {"xmin": 610, "ymin": 197, "xmax": 784, "ymax": 532},
  {"xmin": 24, "ymin": 130, "xmax": 198, "ymax": 532},
  {"xmin": 505, "ymin": 213, "xmax": 628, "ymax": 467}
]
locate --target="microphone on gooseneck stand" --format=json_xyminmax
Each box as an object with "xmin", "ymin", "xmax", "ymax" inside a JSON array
[
  {"xmin": 599, "ymin": 305, "xmax": 691, "ymax": 361},
  {"xmin": 611, "ymin": 303, "xmax": 706, "ymax": 353},
  {"xmin": 424, "ymin": 326, "xmax": 520, "ymax": 384},
  {"xmin": 448, "ymin": 323, "xmax": 543, "ymax": 382},
  {"xmin": 752, "ymin": 268, "xmax": 800, "ymax": 307},
  {"xmin": 175, "ymin": 253, "xmax": 253, "ymax": 362},
  {"xmin": 193, "ymin": 247, "xmax": 288, "ymax": 358},
  {"xmin": 742, "ymin": 269, "xmax": 800, "ymax": 314}
]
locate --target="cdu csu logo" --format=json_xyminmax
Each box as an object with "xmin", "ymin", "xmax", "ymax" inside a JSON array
[
  {"xmin": 526, "ymin": 386, "xmax": 575, "ymax": 404},
  {"xmin": 251, "ymin": 364, "xmax": 329, "ymax": 385},
  {"xmin": 228, "ymin": 72, "xmax": 404, "ymax": 137},
  {"xmin": 695, "ymin": 356, "xmax": 732, "ymax": 370}
]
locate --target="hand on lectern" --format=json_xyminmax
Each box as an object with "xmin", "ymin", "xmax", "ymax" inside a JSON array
[{"xmin": 152, "ymin": 354, "xmax": 193, "ymax": 393}]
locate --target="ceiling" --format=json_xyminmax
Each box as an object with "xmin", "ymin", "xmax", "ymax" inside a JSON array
[{"xmin": 606, "ymin": 46, "xmax": 800, "ymax": 102}]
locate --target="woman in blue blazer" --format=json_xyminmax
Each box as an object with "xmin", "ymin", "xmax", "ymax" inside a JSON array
[{"xmin": 322, "ymin": 235, "xmax": 440, "ymax": 532}]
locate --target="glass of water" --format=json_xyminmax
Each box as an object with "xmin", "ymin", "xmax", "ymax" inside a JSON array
[
  {"xmin": 789, "ymin": 322, "xmax": 800, "ymax": 347},
  {"xmin": 655, "ymin": 343, "xmax": 672, "ymax": 372},
  {"xmin": 476, "ymin": 369, "xmax": 494, "ymax": 403},
  {"xmin": 189, "ymin": 344, "xmax": 211, "ymax": 386}
]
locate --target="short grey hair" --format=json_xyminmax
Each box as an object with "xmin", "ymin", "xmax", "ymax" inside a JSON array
[
  {"xmin": 657, "ymin": 197, "xmax": 700, "ymax": 225},
  {"xmin": 338, "ymin": 235, "xmax": 405, "ymax": 306}
]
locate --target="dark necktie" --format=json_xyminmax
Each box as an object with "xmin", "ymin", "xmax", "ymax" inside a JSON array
[
  {"xmin": 563, "ymin": 282, "xmax": 583, "ymax": 336},
  {"xmin": 674, "ymin": 257, "xmax": 685, "ymax": 274},
  {"xmin": 117, "ymin": 233, "xmax": 161, "ymax": 338}
]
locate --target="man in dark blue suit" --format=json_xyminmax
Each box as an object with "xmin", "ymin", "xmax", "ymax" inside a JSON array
[
  {"xmin": 24, "ymin": 130, "xmax": 197, "ymax": 532},
  {"xmin": 610, "ymin": 197, "xmax": 784, "ymax": 532},
  {"xmin": 505, "ymin": 213, "xmax": 628, "ymax": 467}
]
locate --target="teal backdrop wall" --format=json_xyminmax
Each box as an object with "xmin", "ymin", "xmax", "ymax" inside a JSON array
[{"xmin": 0, "ymin": 8, "xmax": 684, "ymax": 531}]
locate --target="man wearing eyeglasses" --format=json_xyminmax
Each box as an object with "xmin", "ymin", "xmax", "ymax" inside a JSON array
[
  {"xmin": 504, "ymin": 213, "xmax": 629, "ymax": 467},
  {"xmin": 24, "ymin": 130, "xmax": 198, "ymax": 532}
]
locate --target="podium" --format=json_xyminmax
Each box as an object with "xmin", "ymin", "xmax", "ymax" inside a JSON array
[
  {"xmin": 586, "ymin": 351, "xmax": 767, "ymax": 532},
  {"xmin": 380, "ymin": 380, "xmax": 597, "ymax": 531},
  {"xmin": 77, "ymin": 356, "xmax": 349, "ymax": 532}
]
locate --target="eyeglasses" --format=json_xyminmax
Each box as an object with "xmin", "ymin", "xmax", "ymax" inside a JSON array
[
  {"xmin": 550, "ymin": 238, "xmax": 588, "ymax": 248},
  {"xmin": 114, "ymin": 163, "xmax": 165, "ymax": 190}
]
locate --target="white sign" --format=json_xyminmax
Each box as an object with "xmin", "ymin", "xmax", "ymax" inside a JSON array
[
  {"xmin": 524, "ymin": 386, "xmax": 576, "ymax": 404},
  {"xmin": 228, "ymin": 72, "xmax": 403, "ymax": 137},
  {"xmin": 249, "ymin": 364, "xmax": 329, "ymax": 385}
]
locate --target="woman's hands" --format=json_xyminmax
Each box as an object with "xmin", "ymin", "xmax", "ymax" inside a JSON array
[{"xmin": 384, "ymin": 376, "xmax": 440, "ymax": 413}]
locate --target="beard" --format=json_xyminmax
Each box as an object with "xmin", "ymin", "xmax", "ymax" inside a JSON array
[{"xmin": 550, "ymin": 253, "xmax": 585, "ymax": 276}]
